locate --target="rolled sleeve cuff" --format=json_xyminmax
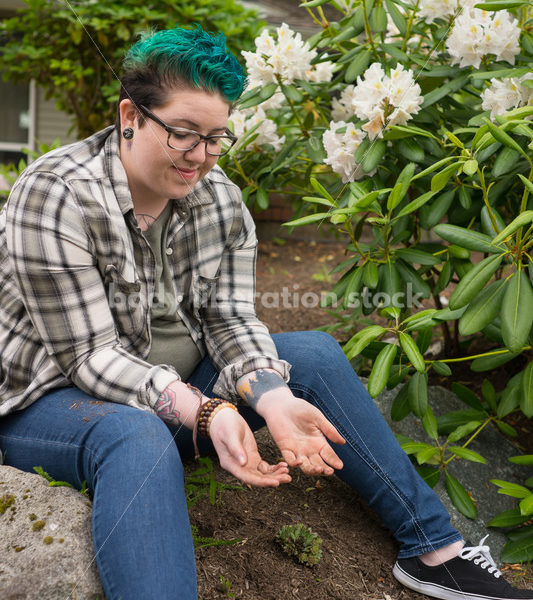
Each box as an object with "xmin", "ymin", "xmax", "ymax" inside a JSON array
[
  {"xmin": 138, "ymin": 365, "xmax": 181, "ymax": 411},
  {"xmin": 213, "ymin": 356, "xmax": 291, "ymax": 402}
]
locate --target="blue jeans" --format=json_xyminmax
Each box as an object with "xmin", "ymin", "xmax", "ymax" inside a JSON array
[{"xmin": 0, "ymin": 331, "xmax": 461, "ymax": 600}]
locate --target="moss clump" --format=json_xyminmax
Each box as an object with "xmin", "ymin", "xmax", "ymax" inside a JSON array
[
  {"xmin": 275, "ymin": 524, "xmax": 323, "ymax": 567},
  {"xmin": 14, "ymin": 546, "xmax": 25, "ymax": 552},
  {"xmin": 0, "ymin": 493, "xmax": 15, "ymax": 514},
  {"xmin": 58, "ymin": 538, "xmax": 64, "ymax": 543},
  {"xmin": 29, "ymin": 513, "xmax": 37, "ymax": 521},
  {"xmin": 32, "ymin": 520, "xmax": 46, "ymax": 531},
  {"xmin": 43, "ymin": 536, "xmax": 53, "ymax": 545}
]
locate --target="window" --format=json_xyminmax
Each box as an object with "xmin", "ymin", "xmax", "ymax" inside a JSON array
[{"xmin": 0, "ymin": 76, "xmax": 36, "ymax": 166}]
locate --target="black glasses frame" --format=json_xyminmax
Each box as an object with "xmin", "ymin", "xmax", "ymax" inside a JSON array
[{"xmin": 138, "ymin": 105, "xmax": 237, "ymax": 156}]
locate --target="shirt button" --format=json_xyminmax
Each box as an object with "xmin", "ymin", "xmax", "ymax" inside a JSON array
[
  {"xmin": 197, "ymin": 332, "xmax": 203, "ymax": 339},
  {"xmin": 177, "ymin": 294, "xmax": 183, "ymax": 303},
  {"xmin": 165, "ymin": 247, "xmax": 173, "ymax": 255}
]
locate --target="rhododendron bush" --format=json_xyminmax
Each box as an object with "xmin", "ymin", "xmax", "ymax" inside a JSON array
[{"xmin": 219, "ymin": 0, "xmax": 533, "ymax": 560}]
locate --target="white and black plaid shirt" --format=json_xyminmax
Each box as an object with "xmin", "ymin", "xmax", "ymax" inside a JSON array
[{"xmin": 0, "ymin": 127, "xmax": 290, "ymax": 416}]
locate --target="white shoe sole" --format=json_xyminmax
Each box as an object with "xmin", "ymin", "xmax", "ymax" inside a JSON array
[{"xmin": 392, "ymin": 562, "xmax": 524, "ymax": 600}]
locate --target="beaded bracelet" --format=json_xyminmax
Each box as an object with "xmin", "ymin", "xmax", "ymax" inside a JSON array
[{"xmin": 192, "ymin": 397, "xmax": 238, "ymax": 459}]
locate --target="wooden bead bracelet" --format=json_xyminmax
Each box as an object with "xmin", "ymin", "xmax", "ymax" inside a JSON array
[{"xmin": 192, "ymin": 396, "xmax": 238, "ymax": 459}]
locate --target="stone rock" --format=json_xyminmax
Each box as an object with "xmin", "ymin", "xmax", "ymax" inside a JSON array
[
  {"xmin": 374, "ymin": 384, "xmax": 530, "ymax": 564},
  {"xmin": 0, "ymin": 465, "xmax": 103, "ymax": 600}
]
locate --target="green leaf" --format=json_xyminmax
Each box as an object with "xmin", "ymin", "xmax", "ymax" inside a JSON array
[
  {"xmin": 458, "ymin": 187, "xmax": 472, "ymax": 210},
  {"xmin": 391, "ymin": 384, "xmax": 411, "ymax": 421},
  {"xmin": 395, "ymin": 248, "xmax": 439, "ymax": 266},
  {"xmin": 238, "ymin": 82, "xmax": 278, "ymax": 109},
  {"xmin": 501, "ymin": 536, "xmax": 533, "ymax": 564},
  {"xmin": 491, "ymin": 479, "xmax": 531, "ymax": 499},
  {"xmin": 368, "ymin": 344, "xmax": 398, "ymax": 397},
  {"xmin": 519, "ymin": 494, "xmax": 533, "ymax": 515},
  {"xmin": 501, "ymin": 270, "xmax": 533, "ymax": 353},
  {"xmin": 416, "ymin": 445, "xmax": 439, "ymax": 465},
  {"xmin": 369, "ymin": 5, "xmax": 388, "ymax": 31},
  {"xmin": 399, "ymin": 332, "xmax": 426, "ymax": 373},
  {"xmin": 459, "ymin": 279, "xmax": 506, "ymax": 336},
  {"xmin": 447, "ymin": 421, "xmax": 482, "ymax": 443},
  {"xmin": 417, "ymin": 466, "xmax": 441, "ymax": 488},
  {"xmin": 496, "ymin": 420, "xmax": 518, "ymax": 437},
  {"xmin": 498, "ymin": 376, "xmax": 522, "ymax": 418},
  {"xmin": 518, "ymin": 174, "xmax": 533, "ymax": 197},
  {"xmin": 421, "ymin": 75, "xmax": 470, "ymax": 109},
  {"xmin": 362, "ymin": 139, "xmax": 387, "ymax": 173},
  {"xmin": 451, "ymin": 383, "xmax": 484, "ymax": 411},
  {"xmin": 282, "ymin": 213, "xmax": 329, "ymax": 227},
  {"xmin": 422, "ymin": 406, "xmax": 439, "ymax": 440},
  {"xmin": 521, "ymin": 361, "xmax": 533, "ymax": 418},
  {"xmin": 396, "ymin": 190, "xmax": 436, "ymax": 218},
  {"xmin": 256, "ymin": 187, "xmax": 269, "ymax": 210},
  {"xmin": 395, "ymin": 261, "xmax": 431, "ymax": 298},
  {"xmin": 481, "ymin": 205, "xmax": 505, "ymax": 237},
  {"xmin": 363, "ymin": 261, "xmax": 380, "ymax": 289},
  {"xmin": 493, "ymin": 147, "xmax": 521, "ymax": 177},
  {"xmin": 384, "ymin": 0, "xmax": 407, "ymax": 34},
  {"xmin": 434, "ymin": 224, "xmax": 502, "ymax": 254},
  {"xmin": 488, "ymin": 507, "xmax": 530, "ymax": 528},
  {"xmin": 310, "ymin": 177, "xmax": 335, "ymax": 204},
  {"xmin": 448, "ymin": 446, "xmax": 486, "ymax": 464},
  {"xmin": 420, "ymin": 190, "xmax": 455, "ymax": 229},
  {"xmin": 471, "ymin": 349, "xmax": 518, "ymax": 373},
  {"xmin": 433, "ymin": 361, "xmax": 452, "ymax": 376},
  {"xmin": 431, "ymin": 163, "xmax": 461, "ymax": 193},
  {"xmin": 484, "ymin": 118, "xmax": 529, "ymax": 158},
  {"xmin": 388, "ymin": 163, "xmax": 415, "ymax": 211},
  {"xmin": 408, "ymin": 371, "xmax": 428, "ymax": 418},
  {"xmin": 412, "ymin": 157, "xmax": 457, "ymax": 181},
  {"xmin": 509, "ymin": 455, "xmax": 533, "ymax": 465},
  {"xmin": 492, "ymin": 211, "xmax": 533, "ymax": 246},
  {"xmin": 344, "ymin": 325, "xmax": 386, "ymax": 360},
  {"xmin": 397, "ymin": 137, "xmax": 425, "ymax": 162},
  {"xmin": 482, "ymin": 379, "xmax": 497, "ymax": 412},
  {"xmin": 449, "ymin": 254, "xmax": 504, "ymax": 310},
  {"xmin": 445, "ymin": 472, "xmax": 477, "ymax": 519},
  {"xmin": 474, "ymin": 1, "xmax": 531, "ymax": 9},
  {"xmin": 462, "ymin": 159, "xmax": 478, "ymax": 176},
  {"xmin": 344, "ymin": 49, "xmax": 371, "ymax": 83},
  {"xmin": 302, "ymin": 196, "xmax": 335, "ymax": 208}
]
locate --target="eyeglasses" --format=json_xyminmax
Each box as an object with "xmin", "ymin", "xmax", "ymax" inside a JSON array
[{"xmin": 139, "ymin": 105, "xmax": 237, "ymax": 156}]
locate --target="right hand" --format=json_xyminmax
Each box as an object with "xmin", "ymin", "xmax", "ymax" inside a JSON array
[{"xmin": 208, "ymin": 406, "xmax": 292, "ymax": 488}]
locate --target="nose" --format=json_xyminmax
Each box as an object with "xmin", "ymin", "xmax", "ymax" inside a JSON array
[{"xmin": 184, "ymin": 140, "xmax": 208, "ymax": 163}]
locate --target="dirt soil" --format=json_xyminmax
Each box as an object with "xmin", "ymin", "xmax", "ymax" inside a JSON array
[{"xmin": 188, "ymin": 238, "xmax": 533, "ymax": 600}]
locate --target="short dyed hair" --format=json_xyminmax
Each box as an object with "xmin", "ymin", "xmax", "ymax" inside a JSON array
[{"xmin": 115, "ymin": 26, "xmax": 246, "ymax": 130}]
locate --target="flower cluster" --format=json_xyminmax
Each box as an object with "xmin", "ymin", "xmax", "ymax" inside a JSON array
[
  {"xmin": 322, "ymin": 121, "xmax": 367, "ymax": 183},
  {"xmin": 481, "ymin": 74, "xmax": 533, "ymax": 118},
  {"xmin": 446, "ymin": 8, "xmax": 521, "ymax": 68},
  {"xmin": 230, "ymin": 107, "xmax": 285, "ymax": 152},
  {"xmin": 417, "ymin": 0, "xmax": 476, "ymax": 24},
  {"xmin": 242, "ymin": 23, "xmax": 334, "ymax": 87},
  {"xmin": 347, "ymin": 63, "xmax": 423, "ymax": 140}
]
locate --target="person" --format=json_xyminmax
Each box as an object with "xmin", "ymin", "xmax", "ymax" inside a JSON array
[{"xmin": 0, "ymin": 25, "xmax": 530, "ymax": 600}]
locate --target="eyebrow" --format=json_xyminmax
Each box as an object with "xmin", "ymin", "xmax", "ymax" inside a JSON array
[{"xmin": 166, "ymin": 117, "xmax": 227, "ymax": 134}]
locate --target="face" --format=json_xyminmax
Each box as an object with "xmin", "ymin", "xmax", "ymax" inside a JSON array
[{"xmin": 119, "ymin": 88, "xmax": 231, "ymax": 206}]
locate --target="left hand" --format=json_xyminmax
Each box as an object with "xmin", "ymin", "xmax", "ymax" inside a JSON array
[{"xmin": 257, "ymin": 392, "xmax": 346, "ymax": 476}]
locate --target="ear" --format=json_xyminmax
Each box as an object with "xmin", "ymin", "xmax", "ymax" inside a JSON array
[{"xmin": 119, "ymin": 99, "xmax": 139, "ymax": 130}]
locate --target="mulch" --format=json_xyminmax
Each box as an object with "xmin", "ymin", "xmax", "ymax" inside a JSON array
[{"xmin": 188, "ymin": 236, "xmax": 533, "ymax": 600}]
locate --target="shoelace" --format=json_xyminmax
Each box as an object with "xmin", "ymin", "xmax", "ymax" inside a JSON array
[{"xmin": 458, "ymin": 535, "xmax": 502, "ymax": 578}]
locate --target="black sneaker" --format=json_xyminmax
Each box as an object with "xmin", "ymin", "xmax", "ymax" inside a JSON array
[{"xmin": 393, "ymin": 536, "xmax": 533, "ymax": 600}]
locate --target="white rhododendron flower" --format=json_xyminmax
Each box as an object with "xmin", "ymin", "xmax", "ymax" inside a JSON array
[
  {"xmin": 417, "ymin": 0, "xmax": 477, "ymax": 24},
  {"xmin": 242, "ymin": 23, "xmax": 334, "ymax": 86},
  {"xmin": 481, "ymin": 74, "xmax": 533, "ymax": 118},
  {"xmin": 446, "ymin": 9, "xmax": 521, "ymax": 68},
  {"xmin": 322, "ymin": 121, "xmax": 367, "ymax": 183},
  {"xmin": 331, "ymin": 85, "xmax": 357, "ymax": 121},
  {"xmin": 344, "ymin": 63, "xmax": 423, "ymax": 140},
  {"xmin": 231, "ymin": 107, "xmax": 286, "ymax": 152}
]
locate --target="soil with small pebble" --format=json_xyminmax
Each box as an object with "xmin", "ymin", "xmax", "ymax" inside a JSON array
[{"xmin": 188, "ymin": 237, "xmax": 533, "ymax": 600}]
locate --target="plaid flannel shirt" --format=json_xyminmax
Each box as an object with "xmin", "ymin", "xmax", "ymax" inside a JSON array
[{"xmin": 0, "ymin": 127, "xmax": 290, "ymax": 416}]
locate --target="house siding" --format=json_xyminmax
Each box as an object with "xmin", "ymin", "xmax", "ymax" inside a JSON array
[{"xmin": 35, "ymin": 87, "xmax": 77, "ymax": 146}]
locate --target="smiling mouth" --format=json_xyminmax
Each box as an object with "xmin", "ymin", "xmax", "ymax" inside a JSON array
[{"xmin": 173, "ymin": 166, "xmax": 197, "ymax": 180}]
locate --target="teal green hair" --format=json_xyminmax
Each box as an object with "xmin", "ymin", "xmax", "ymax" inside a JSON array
[{"xmin": 122, "ymin": 26, "xmax": 246, "ymax": 103}]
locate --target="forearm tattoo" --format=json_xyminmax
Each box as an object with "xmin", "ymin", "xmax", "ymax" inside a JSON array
[
  {"xmin": 237, "ymin": 369, "xmax": 288, "ymax": 410},
  {"xmin": 154, "ymin": 388, "xmax": 181, "ymax": 427}
]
